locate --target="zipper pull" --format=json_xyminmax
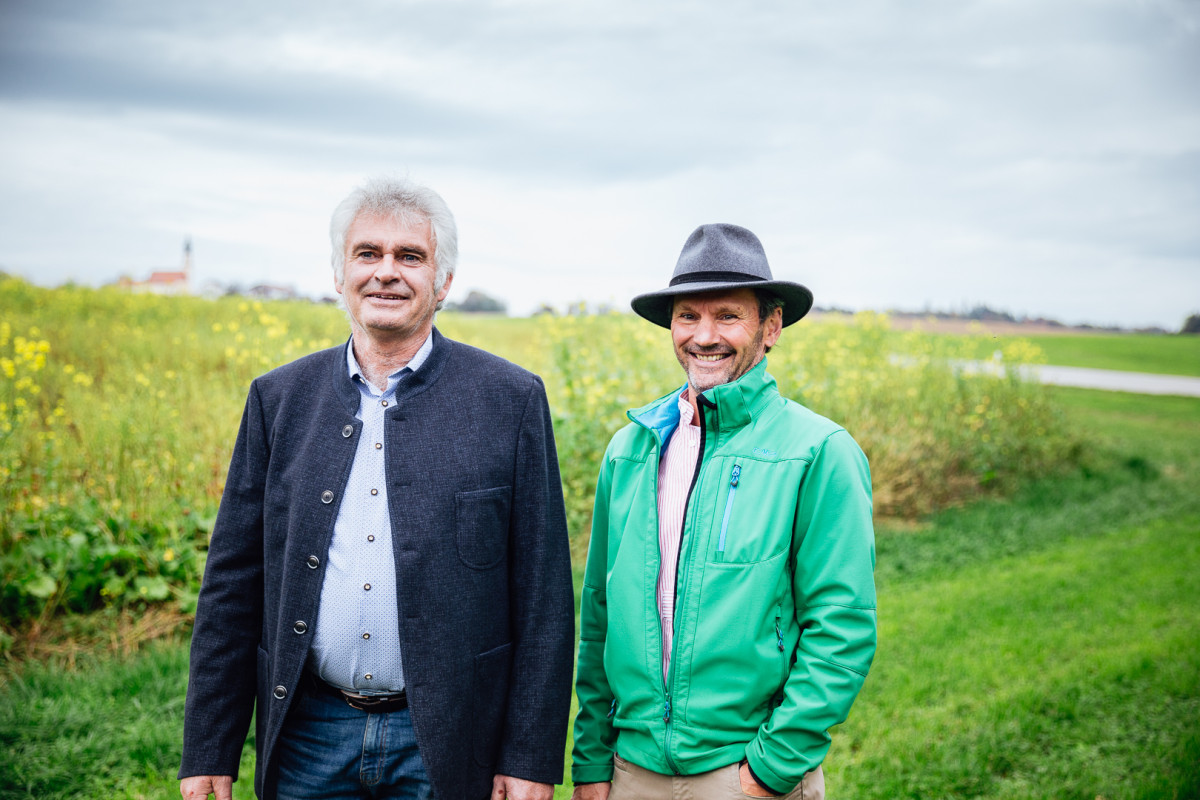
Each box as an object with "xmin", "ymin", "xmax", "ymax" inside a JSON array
[
  {"xmin": 663, "ymin": 697, "xmax": 672, "ymax": 722},
  {"xmin": 775, "ymin": 620, "xmax": 785, "ymax": 651},
  {"xmin": 730, "ymin": 464, "xmax": 741, "ymax": 486},
  {"xmin": 607, "ymin": 698, "xmax": 617, "ymax": 719}
]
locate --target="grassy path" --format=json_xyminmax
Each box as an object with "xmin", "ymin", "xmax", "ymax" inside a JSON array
[
  {"xmin": 2, "ymin": 387, "xmax": 1198, "ymax": 799},
  {"xmin": 1019, "ymin": 333, "xmax": 1200, "ymax": 377}
]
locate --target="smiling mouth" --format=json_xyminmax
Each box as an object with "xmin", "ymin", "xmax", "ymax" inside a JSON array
[
  {"xmin": 692, "ymin": 352, "xmax": 730, "ymax": 363},
  {"xmin": 367, "ymin": 293, "xmax": 410, "ymax": 301}
]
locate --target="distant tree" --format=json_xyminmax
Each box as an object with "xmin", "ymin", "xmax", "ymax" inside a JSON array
[
  {"xmin": 446, "ymin": 289, "xmax": 506, "ymax": 314},
  {"xmin": 966, "ymin": 305, "xmax": 1017, "ymax": 323},
  {"xmin": 1182, "ymin": 313, "xmax": 1200, "ymax": 335}
]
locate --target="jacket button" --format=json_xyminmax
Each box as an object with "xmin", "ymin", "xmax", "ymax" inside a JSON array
[
  {"xmin": 321, "ymin": 490, "xmax": 334, "ymax": 503},
  {"xmin": 342, "ymin": 424, "xmax": 354, "ymax": 438},
  {"xmin": 293, "ymin": 620, "xmax": 308, "ymax": 634},
  {"xmin": 306, "ymin": 555, "xmax": 320, "ymax": 569},
  {"xmin": 273, "ymin": 685, "xmax": 288, "ymax": 700}
]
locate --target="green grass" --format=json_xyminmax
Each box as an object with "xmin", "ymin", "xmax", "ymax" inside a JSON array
[
  {"xmin": 826, "ymin": 386, "xmax": 1200, "ymax": 799},
  {"xmin": 837, "ymin": 513, "xmax": 1200, "ymax": 798},
  {"xmin": 1018, "ymin": 332, "xmax": 1200, "ymax": 377},
  {"xmin": 2, "ymin": 387, "xmax": 1198, "ymax": 799},
  {"xmin": 0, "ymin": 641, "xmax": 254, "ymax": 799}
]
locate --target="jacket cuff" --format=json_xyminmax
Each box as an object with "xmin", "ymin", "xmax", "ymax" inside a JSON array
[
  {"xmin": 571, "ymin": 762, "xmax": 615, "ymax": 785},
  {"xmin": 743, "ymin": 755, "xmax": 790, "ymax": 796}
]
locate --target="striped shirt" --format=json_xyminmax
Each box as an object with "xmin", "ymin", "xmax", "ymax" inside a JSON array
[{"xmin": 656, "ymin": 389, "xmax": 702, "ymax": 684}]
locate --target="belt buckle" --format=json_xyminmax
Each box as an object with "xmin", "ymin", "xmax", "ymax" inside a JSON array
[{"xmin": 339, "ymin": 689, "xmax": 403, "ymax": 711}]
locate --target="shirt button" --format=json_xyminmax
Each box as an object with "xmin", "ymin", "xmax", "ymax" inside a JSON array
[
  {"xmin": 362, "ymin": 632, "xmax": 371, "ymax": 640},
  {"xmin": 321, "ymin": 490, "xmax": 334, "ymax": 503},
  {"xmin": 375, "ymin": 442, "xmax": 382, "ymax": 450},
  {"xmin": 342, "ymin": 425, "xmax": 354, "ymax": 438},
  {"xmin": 370, "ymin": 488, "xmax": 378, "ymax": 496},
  {"xmin": 367, "ymin": 535, "xmax": 375, "ymax": 542},
  {"xmin": 364, "ymin": 583, "xmax": 371, "ymax": 591},
  {"xmin": 306, "ymin": 555, "xmax": 320, "ymax": 569},
  {"xmin": 273, "ymin": 685, "xmax": 288, "ymax": 700},
  {"xmin": 293, "ymin": 620, "xmax": 308, "ymax": 634},
  {"xmin": 381, "ymin": 400, "xmax": 388, "ymax": 407},
  {"xmin": 365, "ymin": 673, "xmax": 373, "ymax": 680}
]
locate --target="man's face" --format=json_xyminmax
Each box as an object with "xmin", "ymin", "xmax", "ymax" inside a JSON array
[
  {"xmin": 336, "ymin": 212, "xmax": 452, "ymax": 345},
  {"xmin": 670, "ymin": 288, "xmax": 783, "ymax": 395}
]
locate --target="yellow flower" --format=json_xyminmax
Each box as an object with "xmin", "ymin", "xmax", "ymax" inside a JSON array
[{"xmin": 163, "ymin": 548, "xmax": 176, "ymax": 562}]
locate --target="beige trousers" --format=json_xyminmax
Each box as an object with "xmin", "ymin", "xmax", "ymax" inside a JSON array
[{"xmin": 609, "ymin": 754, "xmax": 825, "ymax": 800}]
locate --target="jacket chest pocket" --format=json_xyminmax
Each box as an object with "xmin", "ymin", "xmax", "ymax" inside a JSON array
[
  {"xmin": 455, "ymin": 486, "xmax": 512, "ymax": 569},
  {"xmin": 707, "ymin": 462, "xmax": 789, "ymax": 565}
]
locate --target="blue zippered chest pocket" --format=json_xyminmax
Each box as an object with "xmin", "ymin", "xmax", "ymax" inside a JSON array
[{"xmin": 714, "ymin": 464, "xmax": 741, "ymax": 561}]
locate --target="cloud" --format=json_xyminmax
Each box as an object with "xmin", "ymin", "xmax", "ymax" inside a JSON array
[{"xmin": 0, "ymin": 0, "xmax": 1197, "ymax": 328}]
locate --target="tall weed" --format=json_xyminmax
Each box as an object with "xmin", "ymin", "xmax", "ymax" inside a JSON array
[{"xmin": 0, "ymin": 277, "xmax": 1077, "ymax": 630}]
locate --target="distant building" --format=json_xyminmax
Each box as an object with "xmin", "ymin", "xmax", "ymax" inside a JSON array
[{"xmin": 116, "ymin": 239, "xmax": 193, "ymax": 295}]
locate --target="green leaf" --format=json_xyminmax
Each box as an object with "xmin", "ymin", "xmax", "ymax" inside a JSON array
[
  {"xmin": 25, "ymin": 573, "xmax": 58, "ymax": 599},
  {"xmin": 134, "ymin": 576, "xmax": 170, "ymax": 601}
]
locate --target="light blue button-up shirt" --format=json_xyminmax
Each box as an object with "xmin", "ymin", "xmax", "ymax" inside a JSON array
[{"xmin": 307, "ymin": 333, "xmax": 433, "ymax": 694}]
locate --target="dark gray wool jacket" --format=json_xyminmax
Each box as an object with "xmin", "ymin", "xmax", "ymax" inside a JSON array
[{"xmin": 179, "ymin": 328, "xmax": 575, "ymax": 799}]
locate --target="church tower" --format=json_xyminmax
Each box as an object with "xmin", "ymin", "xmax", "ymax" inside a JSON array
[{"xmin": 182, "ymin": 237, "xmax": 193, "ymax": 282}]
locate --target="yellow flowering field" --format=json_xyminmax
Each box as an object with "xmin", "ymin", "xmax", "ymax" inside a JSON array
[{"xmin": 0, "ymin": 275, "xmax": 1073, "ymax": 633}]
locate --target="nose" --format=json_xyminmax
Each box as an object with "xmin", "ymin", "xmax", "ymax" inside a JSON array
[
  {"xmin": 374, "ymin": 254, "xmax": 403, "ymax": 282},
  {"xmin": 692, "ymin": 316, "xmax": 720, "ymax": 346}
]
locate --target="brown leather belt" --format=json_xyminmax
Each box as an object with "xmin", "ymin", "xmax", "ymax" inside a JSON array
[{"xmin": 302, "ymin": 671, "xmax": 408, "ymax": 713}]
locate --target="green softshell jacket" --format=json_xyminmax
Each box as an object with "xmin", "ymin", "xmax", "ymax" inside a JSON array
[{"xmin": 571, "ymin": 360, "xmax": 877, "ymax": 793}]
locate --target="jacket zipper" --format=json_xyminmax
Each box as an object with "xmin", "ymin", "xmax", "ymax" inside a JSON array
[
  {"xmin": 664, "ymin": 395, "xmax": 713, "ymax": 775},
  {"xmin": 715, "ymin": 463, "xmax": 741, "ymax": 561}
]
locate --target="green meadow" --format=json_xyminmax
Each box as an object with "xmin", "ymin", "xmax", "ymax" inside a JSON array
[
  {"xmin": 2, "ymin": 279, "xmax": 1198, "ymax": 798},
  {"xmin": 1019, "ymin": 333, "xmax": 1200, "ymax": 377},
  {"xmin": 3, "ymin": 387, "xmax": 1195, "ymax": 799}
]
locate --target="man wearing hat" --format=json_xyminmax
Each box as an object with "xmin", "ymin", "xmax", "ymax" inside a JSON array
[{"xmin": 569, "ymin": 224, "xmax": 877, "ymax": 799}]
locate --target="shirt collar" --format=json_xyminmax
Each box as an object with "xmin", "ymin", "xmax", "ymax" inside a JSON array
[
  {"xmin": 676, "ymin": 387, "xmax": 695, "ymax": 427},
  {"xmin": 345, "ymin": 331, "xmax": 434, "ymax": 391}
]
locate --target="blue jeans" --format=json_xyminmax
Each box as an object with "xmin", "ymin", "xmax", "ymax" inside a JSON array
[{"xmin": 274, "ymin": 686, "xmax": 432, "ymax": 800}]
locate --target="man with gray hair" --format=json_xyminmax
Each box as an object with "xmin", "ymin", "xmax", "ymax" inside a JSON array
[{"xmin": 180, "ymin": 177, "xmax": 574, "ymax": 800}]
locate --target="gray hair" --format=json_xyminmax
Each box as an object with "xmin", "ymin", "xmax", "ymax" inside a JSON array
[{"xmin": 329, "ymin": 176, "xmax": 459, "ymax": 292}]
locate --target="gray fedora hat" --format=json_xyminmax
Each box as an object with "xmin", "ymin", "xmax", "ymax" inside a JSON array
[{"xmin": 631, "ymin": 223, "xmax": 813, "ymax": 328}]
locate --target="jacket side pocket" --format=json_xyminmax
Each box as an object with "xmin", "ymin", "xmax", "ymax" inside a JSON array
[{"xmin": 472, "ymin": 641, "xmax": 514, "ymax": 767}]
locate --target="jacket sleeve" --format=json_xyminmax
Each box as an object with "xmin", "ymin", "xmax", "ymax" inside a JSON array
[
  {"xmin": 570, "ymin": 448, "xmax": 619, "ymax": 785},
  {"xmin": 746, "ymin": 429, "xmax": 878, "ymax": 793},
  {"xmin": 495, "ymin": 376, "xmax": 576, "ymax": 784},
  {"xmin": 178, "ymin": 382, "xmax": 268, "ymax": 780}
]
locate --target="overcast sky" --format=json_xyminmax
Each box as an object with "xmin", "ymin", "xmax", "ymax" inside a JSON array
[{"xmin": 1, "ymin": 0, "xmax": 1197, "ymax": 329}]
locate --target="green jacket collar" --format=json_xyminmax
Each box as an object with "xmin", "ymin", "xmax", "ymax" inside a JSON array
[{"xmin": 628, "ymin": 358, "xmax": 780, "ymax": 446}]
